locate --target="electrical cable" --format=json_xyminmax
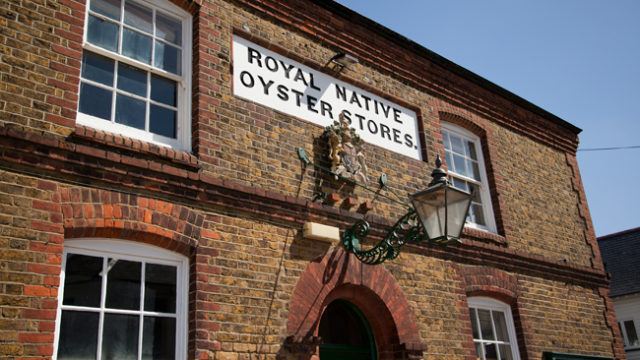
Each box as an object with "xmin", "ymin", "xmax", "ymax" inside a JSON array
[{"xmin": 578, "ymin": 145, "xmax": 640, "ymax": 152}]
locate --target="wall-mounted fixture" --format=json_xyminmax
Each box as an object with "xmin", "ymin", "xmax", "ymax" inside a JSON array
[
  {"xmin": 326, "ymin": 52, "xmax": 358, "ymax": 73},
  {"xmin": 298, "ymin": 148, "xmax": 473, "ymax": 265},
  {"xmin": 342, "ymin": 156, "xmax": 473, "ymax": 264}
]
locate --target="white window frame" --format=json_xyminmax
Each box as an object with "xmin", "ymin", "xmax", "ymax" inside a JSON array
[
  {"xmin": 468, "ymin": 297, "xmax": 520, "ymax": 360},
  {"xmin": 441, "ymin": 122, "xmax": 497, "ymax": 233},
  {"xmin": 619, "ymin": 318, "xmax": 640, "ymax": 349},
  {"xmin": 53, "ymin": 238, "xmax": 189, "ymax": 360},
  {"xmin": 78, "ymin": 0, "xmax": 192, "ymax": 151}
]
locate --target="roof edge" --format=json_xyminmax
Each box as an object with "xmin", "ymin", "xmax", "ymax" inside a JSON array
[{"xmin": 598, "ymin": 226, "xmax": 640, "ymax": 241}]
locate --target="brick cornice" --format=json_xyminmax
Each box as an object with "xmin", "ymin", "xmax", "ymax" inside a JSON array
[
  {"xmin": 0, "ymin": 128, "xmax": 607, "ymax": 289},
  {"xmin": 231, "ymin": 0, "xmax": 580, "ymax": 153}
]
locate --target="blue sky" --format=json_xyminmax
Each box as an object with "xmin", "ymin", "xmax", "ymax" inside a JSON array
[{"xmin": 336, "ymin": 0, "xmax": 640, "ymax": 237}]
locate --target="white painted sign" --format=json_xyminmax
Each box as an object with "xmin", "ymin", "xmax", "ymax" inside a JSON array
[{"xmin": 232, "ymin": 36, "xmax": 422, "ymax": 160}]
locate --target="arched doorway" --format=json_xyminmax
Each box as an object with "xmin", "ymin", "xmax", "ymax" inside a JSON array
[
  {"xmin": 285, "ymin": 249, "xmax": 426, "ymax": 359},
  {"xmin": 318, "ymin": 300, "xmax": 376, "ymax": 360}
]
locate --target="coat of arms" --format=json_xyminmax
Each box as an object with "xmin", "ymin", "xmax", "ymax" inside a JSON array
[{"xmin": 325, "ymin": 114, "xmax": 368, "ymax": 184}]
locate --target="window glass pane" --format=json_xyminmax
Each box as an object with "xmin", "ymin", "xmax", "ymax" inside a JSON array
[
  {"xmin": 478, "ymin": 309, "xmax": 495, "ymax": 340},
  {"xmin": 151, "ymin": 75, "xmax": 176, "ymax": 106},
  {"xmin": 470, "ymin": 183, "xmax": 481, "ymax": 202},
  {"xmin": 79, "ymin": 82, "xmax": 113, "ymax": 121},
  {"xmin": 115, "ymin": 94, "xmax": 146, "ymax": 130},
  {"xmin": 154, "ymin": 41, "xmax": 181, "ymax": 75},
  {"xmin": 470, "ymin": 308, "xmax": 480, "ymax": 339},
  {"xmin": 124, "ymin": 0, "xmax": 152, "ymax": 33},
  {"xmin": 105, "ymin": 258, "xmax": 142, "ymax": 310},
  {"xmin": 445, "ymin": 152, "xmax": 453, "ymax": 173},
  {"xmin": 483, "ymin": 343, "xmax": 498, "ymax": 360},
  {"xmin": 102, "ymin": 313, "xmax": 139, "ymax": 360},
  {"xmin": 625, "ymin": 320, "xmax": 639, "ymax": 346},
  {"xmin": 499, "ymin": 344, "xmax": 514, "ymax": 360},
  {"xmin": 464, "ymin": 139, "xmax": 472, "ymax": 157},
  {"xmin": 122, "ymin": 28, "xmax": 152, "ymax": 64},
  {"xmin": 451, "ymin": 177, "xmax": 467, "ymax": 192},
  {"xmin": 493, "ymin": 311, "xmax": 509, "ymax": 342},
  {"xmin": 156, "ymin": 13, "xmax": 182, "ymax": 45},
  {"xmin": 144, "ymin": 263, "xmax": 177, "ymax": 313},
  {"xmin": 466, "ymin": 159, "xmax": 480, "ymax": 181},
  {"xmin": 57, "ymin": 311, "xmax": 99, "ymax": 360},
  {"xmin": 472, "ymin": 161, "xmax": 481, "ymax": 181},
  {"xmin": 142, "ymin": 316, "xmax": 176, "ymax": 360},
  {"xmin": 82, "ymin": 52, "xmax": 115, "ymax": 86},
  {"xmin": 150, "ymin": 105, "xmax": 176, "ymax": 138},
  {"xmin": 468, "ymin": 140, "xmax": 478, "ymax": 160},
  {"xmin": 450, "ymin": 133, "xmax": 465, "ymax": 155},
  {"xmin": 90, "ymin": 0, "xmax": 121, "ymax": 20},
  {"xmin": 87, "ymin": 15, "xmax": 119, "ymax": 52},
  {"xmin": 63, "ymin": 253, "xmax": 103, "ymax": 307},
  {"xmin": 472, "ymin": 203, "xmax": 486, "ymax": 226},
  {"xmin": 443, "ymin": 132, "xmax": 451, "ymax": 150},
  {"xmin": 453, "ymin": 154, "xmax": 467, "ymax": 177},
  {"xmin": 117, "ymin": 63, "xmax": 147, "ymax": 97}
]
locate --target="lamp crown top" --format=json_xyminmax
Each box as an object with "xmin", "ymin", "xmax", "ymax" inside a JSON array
[{"xmin": 429, "ymin": 155, "xmax": 448, "ymax": 186}]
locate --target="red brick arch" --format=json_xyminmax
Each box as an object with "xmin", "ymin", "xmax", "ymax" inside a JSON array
[
  {"xmin": 286, "ymin": 249, "xmax": 425, "ymax": 360},
  {"xmin": 61, "ymin": 187, "xmax": 202, "ymax": 256},
  {"xmin": 458, "ymin": 265, "xmax": 519, "ymax": 304}
]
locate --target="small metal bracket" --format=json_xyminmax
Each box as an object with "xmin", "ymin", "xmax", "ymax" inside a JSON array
[
  {"xmin": 379, "ymin": 174, "xmax": 387, "ymax": 187},
  {"xmin": 298, "ymin": 148, "xmax": 310, "ymax": 165}
]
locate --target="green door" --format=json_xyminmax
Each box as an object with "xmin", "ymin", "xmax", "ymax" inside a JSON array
[{"xmin": 318, "ymin": 300, "xmax": 376, "ymax": 360}]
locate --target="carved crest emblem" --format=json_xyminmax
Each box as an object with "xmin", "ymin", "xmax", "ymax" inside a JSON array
[{"xmin": 325, "ymin": 114, "xmax": 368, "ymax": 184}]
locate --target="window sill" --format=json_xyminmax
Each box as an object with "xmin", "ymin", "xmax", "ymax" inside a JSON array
[
  {"xmin": 73, "ymin": 124, "xmax": 199, "ymax": 169},
  {"xmin": 462, "ymin": 226, "xmax": 506, "ymax": 246}
]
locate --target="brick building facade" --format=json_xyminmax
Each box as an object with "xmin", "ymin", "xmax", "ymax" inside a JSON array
[{"xmin": 0, "ymin": 0, "xmax": 625, "ymax": 359}]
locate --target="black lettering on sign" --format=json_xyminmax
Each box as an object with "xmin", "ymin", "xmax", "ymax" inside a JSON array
[
  {"xmin": 240, "ymin": 71, "xmax": 254, "ymax": 88},
  {"xmin": 247, "ymin": 47, "xmax": 262, "ymax": 66},
  {"xmin": 293, "ymin": 69, "xmax": 309, "ymax": 87},
  {"xmin": 380, "ymin": 124, "xmax": 391, "ymax": 140},
  {"xmin": 308, "ymin": 73, "xmax": 321, "ymax": 91},
  {"xmin": 360, "ymin": 94, "xmax": 371, "ymax": 111},
  {"xmin": 393, "ymin": 108, "xmax": 403, "ymax": 124},
  {"xmin": 307, "ymin": 95, "xmax": 318, "ymax": 113},
  {"xmin": 379, "ymin": 102, "xmax": 391, "ymax": 118},
  {"xmin": 291, "ymin": 89, "xmax": 304, "ymax": 107},
  {"xmin": 265, "ymin": 56, "xmax": 278, "ymax": 72},
  {"xmin": 404, "ymin": 134, "xmax": 414, "ymax": 148},
  {"xmin": 280, "ymin": 60, "xmax": 295, "ymax": 78},
  {"xmin": 367, "ymin": 119, "xmax": 378, "ymax": 134},
  {"xmin": 320, "ymin": 101, "xmax": 333, "ymax": 119},
  {"xmin": 355, "ymin": 114, "xmax": 366, "ymax": 130},
  {"xmin": 340, "ymin": 110, "xmax": 352, "ymax": 125},
  {"xmin": 349, "ymin": 92, "xmax": 362, "ymax": 108},
  {"xmin": 258, "ymin": 76, "xmax": 274, "ymax": 95},
  {"xmin": 277, "ymin": 85, "xmax": 289, "ymax": 101},
  {"xmin": 393, "ymin": 128, "xmax": 402, "ymax": 144},
  {"xmin": 335, "ymin": 84, "xmax": 347, "ymax": 101}
]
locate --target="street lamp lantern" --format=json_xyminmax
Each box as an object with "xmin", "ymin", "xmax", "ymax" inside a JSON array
[
  {"xmin": 296, "ymin": 147, "xmax": 473, "ymax": 265},
  {"xmin": 341, "ymin": 155, "xmax": 473, "ymax": 264},
  {"xmin": 410, "ymin": 156, "xmax": 473, "ymax": 246}
]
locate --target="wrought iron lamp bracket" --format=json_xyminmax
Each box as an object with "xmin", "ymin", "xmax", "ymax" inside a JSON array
[{"xmin": 298, "ymin": 149, "xmax": 465, "ymax": 265}]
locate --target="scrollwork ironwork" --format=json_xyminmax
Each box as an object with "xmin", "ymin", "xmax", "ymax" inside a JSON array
[{"xmin": 342, "ymin": 209, "xmax": 429, "ymax": 265}]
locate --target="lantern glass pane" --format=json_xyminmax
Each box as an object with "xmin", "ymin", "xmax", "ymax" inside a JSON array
[
  {"xmin": 445, "ymin": 186, "xmax": 472, "ymax": 238},
  {"xmin": 411, "ymin": 185, "xmax": 446, "ymax": 240}
]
